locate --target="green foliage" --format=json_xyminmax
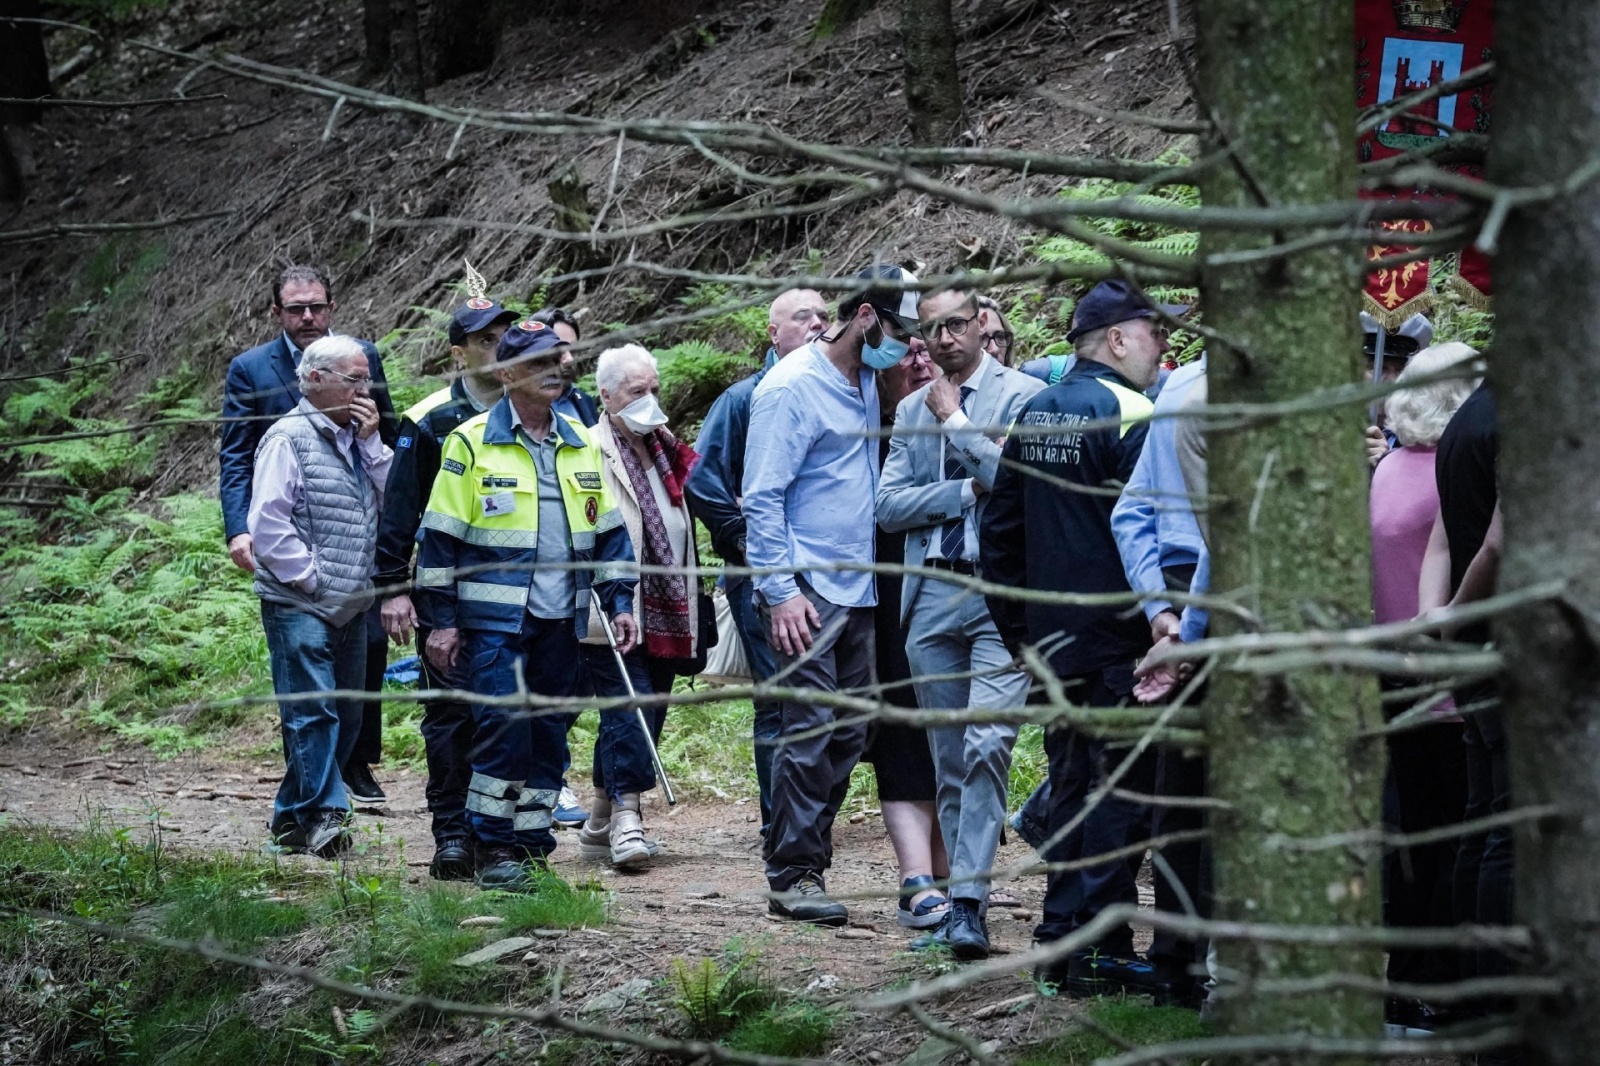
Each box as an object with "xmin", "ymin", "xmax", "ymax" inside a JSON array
[
  {"xmin": 655, "ymin": 339, "xmax": 756, "ymax": 432},
  {"xmin": 0, "ymin": 820, "xmax": 610, "ymax": 1061},
  {"xmin": 0, "ymin": 492, "xmax": 269, "ymax": 746},
  {"xmin": 1426, "ymin": 256, "xmax": 1495, "ymax": 351},
  {"xmin": 725, "ymin": 1001, "xmax": 836, "ymax": 1056},
  {"xmin": 668, "ymin": 949, "xmax": 772, "ymax": 1038},
  {"xmin": 1026, "ymin": 151, "xmax": 1204, "ymax": 363},
  {"xmin": 1015, "ymin": 998, "xmax": 1210, "ymax": 1066}
]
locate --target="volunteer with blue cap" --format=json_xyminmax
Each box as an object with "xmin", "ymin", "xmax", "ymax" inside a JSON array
[
  {"xmin": 742, "ymin": 263, "xmax": 920, "ymax": 926},
  {"xmin": 416, "ymin": 318, "xmax": 638, "ymax": 892}
]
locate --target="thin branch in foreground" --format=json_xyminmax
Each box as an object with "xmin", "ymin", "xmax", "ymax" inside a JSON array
[
  {"xmin": 0, "ymin": 93, "xmax": 226, "ymax": 108},
  {"xmin": 0, "ymin": 211, "xmax": 233, "ymax": 245}
]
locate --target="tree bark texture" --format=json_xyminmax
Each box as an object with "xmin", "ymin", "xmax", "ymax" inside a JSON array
[
  {"xmin": 0, "ymin": 0, "xmax": 51, "ymax": 124},
  {"xmin": 430, "ymin": 0, "xmax": 498, "ymax": 84},
  {"xmin": 1194, "ymin": 0, "xmax": 1384, "ymax": 1049},
  {"xmin": 1488, "ymin": 2, "xmax": 1600, "ymax": 1063},
  {"xmin": 392, "ymin": 0, "xmax": 426, "ymax": 102},
  {"xmin": 360, "ymin": 0, "xmax": 393, "ymax": 82},
  {"xmin": 901, "ymin": 0, "xmax": 964, "ymax": 146}
]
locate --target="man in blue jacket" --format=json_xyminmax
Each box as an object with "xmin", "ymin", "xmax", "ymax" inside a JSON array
[
  {"xmin": 220, "ymin": 265, "xmax": 399, "ymax": 806},
  {"xmin": 685, "ymin": 288, "xmax": 829, "ymax": 835}
]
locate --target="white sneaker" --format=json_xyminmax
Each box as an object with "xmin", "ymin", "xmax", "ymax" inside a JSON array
[
  {"xmin": 577, "ymin": 818, "xmax": 660, "ymax": 860},
  {"xmin": 609, "ymin": 809, "xmax": 652, "ymax": 868}
]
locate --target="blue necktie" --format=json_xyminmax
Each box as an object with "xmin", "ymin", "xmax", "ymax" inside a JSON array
[{"xmin": 939, "ymin": 386, "xmax": 975, "ymax": 561}]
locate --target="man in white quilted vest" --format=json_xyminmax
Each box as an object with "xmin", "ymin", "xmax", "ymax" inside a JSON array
[{"xmin": 249, "ymin": 335, "xmax": 395, "ymax": 858}]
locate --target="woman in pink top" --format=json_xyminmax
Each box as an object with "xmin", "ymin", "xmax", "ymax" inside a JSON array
[{"xmin": 1369, "ymin": 342, "xmax": 1481, "ymax": 1031}]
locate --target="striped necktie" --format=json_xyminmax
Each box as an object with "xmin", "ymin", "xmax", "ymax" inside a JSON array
[{"xmin": 939, "ymin": 385, "xmax": 975, "ymax": 561}]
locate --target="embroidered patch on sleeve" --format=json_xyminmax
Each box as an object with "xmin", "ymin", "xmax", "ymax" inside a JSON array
[{"xmin": 442, "ymin": 459, "xmax": 466, "ymax": 476}]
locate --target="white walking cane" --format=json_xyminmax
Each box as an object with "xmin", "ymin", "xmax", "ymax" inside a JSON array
[{"xmin": 593, "ymin": 609, "xmax": 677, "ymax": 806}]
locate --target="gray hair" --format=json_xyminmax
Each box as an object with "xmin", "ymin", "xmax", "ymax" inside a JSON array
[
  {"xmin": 1386, "ymin": 342, "xmax": 1483, "ymax": 448},
  {"xmin": 297, "ymin": 335, "xmax": 367, "ymax": 383},
  {"xmin": 595, "ymin": 344, "xmax": 658, "ymax": 396}
]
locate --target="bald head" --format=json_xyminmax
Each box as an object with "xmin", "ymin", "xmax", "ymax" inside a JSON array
[{"xmin": 767, "ymin": 288, "xmax": 830, "ymax": 359}]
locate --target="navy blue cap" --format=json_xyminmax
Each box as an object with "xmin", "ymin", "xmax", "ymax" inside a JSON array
[
  {"xmin": 448, "ymin": 298, "xmax": 517, "ymax": 346},
  {"xmin": 1065, "ymin": 280, "xmax": 1189, "ymax": 343},
  {"xmin": 495, "ymin": 318, "xmax": 570, "ymax": 362}
]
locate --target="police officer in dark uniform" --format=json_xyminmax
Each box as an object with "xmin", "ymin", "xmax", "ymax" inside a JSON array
[
  {"xmin": 374, "ymin": 296, "xmax": 515, "ymax": 879},
  {"xmin": 980, "ymin": 279, "xmax": 1183, "ymax": 997}
]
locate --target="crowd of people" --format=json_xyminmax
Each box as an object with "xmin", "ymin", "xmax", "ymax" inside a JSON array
[{"xmin": 219, "ymin": 262, "xmax": 1500, "ymax": 1020}]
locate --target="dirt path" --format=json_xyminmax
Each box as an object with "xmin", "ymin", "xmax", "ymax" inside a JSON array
[{"xmin": 0, "ymin": 731, "xmax": 1075, "ymax": 1061}]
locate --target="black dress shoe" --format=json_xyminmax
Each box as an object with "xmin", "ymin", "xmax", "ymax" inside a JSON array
[
  {"xmin": 342, "ymin": 763, "xmax": 386, "ymax": 805},
  {"xmin": 475, "ymin": 846, "xmax": 538, "ymax": 893},
  {"xmin": 430, "ymin": 837, "xmax": 475, "ymax": 881},
  {"xmin": 947, "ymin": 899, "xmax": 990, "ymax": 961}
]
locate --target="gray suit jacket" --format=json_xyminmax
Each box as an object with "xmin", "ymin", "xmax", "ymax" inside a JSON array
[{"xmin": 876, "ymin": 357, "xmax": 1044, "ymax": 627}]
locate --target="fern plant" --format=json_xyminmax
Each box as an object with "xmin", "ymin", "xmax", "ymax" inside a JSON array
[{"xmin": 668, "ymin": 953, "xmax": 772, "ymax": 1039}]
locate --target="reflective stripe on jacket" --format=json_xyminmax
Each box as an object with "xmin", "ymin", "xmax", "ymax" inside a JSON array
[{"xmin": 414, "ymin": 396, "xmax": 636, "ymax": 636}]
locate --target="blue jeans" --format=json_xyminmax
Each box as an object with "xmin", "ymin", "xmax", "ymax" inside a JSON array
[
  {"xmin": 464, "ymin": 616, "xmax": 579, "ymax": 857},
  {"xmin": 726, "ymin": 574, "xmax": 781, "ymax": 831},
  {"xmin": 582, "ymin": 643, "xmax": 672, "ymax": 800},
  {"xmin": 260, "ymin": 601, "xmax": 366, "ymax": 830}
]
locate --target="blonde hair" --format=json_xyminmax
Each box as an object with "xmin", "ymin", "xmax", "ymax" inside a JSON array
[{"xmin": 1386, "ymin": 342, "xmax": 1483, "ymax": 448}]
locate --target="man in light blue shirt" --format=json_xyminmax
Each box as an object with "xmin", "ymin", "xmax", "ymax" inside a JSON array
[{"xmin": 743, "ymin": 264, "xmax": 921, "ymax": 926}]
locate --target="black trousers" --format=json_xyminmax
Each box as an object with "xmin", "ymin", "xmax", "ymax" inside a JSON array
[
  {"xmin": 1036, "ymin": 664, "xmax": 1151, "ymax": 951},
  {"xmin": 416, "ymin": 624, "xmax": 477, "ymax": 844},
  {"xmin": 346, "ymin": 605, "xmax": 386, "ymax": 767},
  {"xmin": 1452, "ymin": 685, "xmax": 1515, "ymax": 989},
  {"xmin": 1383, "ymin": 715, "xmax": 1468, "ymax": 987}
]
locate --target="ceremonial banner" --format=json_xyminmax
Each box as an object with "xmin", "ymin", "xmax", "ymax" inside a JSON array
[{"xmin": 1355, "ymin": 0, "xmax": 1496, "ymax": 321}]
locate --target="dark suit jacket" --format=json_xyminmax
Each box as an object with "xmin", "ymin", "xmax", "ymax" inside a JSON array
[{"xmin": 218, "ymin": 333, "xmax": 399, "ymax": 540}]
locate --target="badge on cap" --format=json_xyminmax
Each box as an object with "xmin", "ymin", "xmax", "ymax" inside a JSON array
[
  {"xmin": 466, "ymin": 297, "xmax": 494, "ymax": 311},
  {"xmin": 584, "ymin": 497, "xmax": 599, "ymax": 526},
  {"xmin": 517, "ymin": 320, "xmax": 547, "ymax": 333}
]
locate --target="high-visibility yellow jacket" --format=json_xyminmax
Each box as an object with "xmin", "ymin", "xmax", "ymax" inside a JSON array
[{"xmin": 415, "ymin": 396, "xmax": 635, "ymax": 636}]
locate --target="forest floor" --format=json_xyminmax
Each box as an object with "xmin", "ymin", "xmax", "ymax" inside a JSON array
[{"xmin": 0, "ymin": 728, "xmax": 1457, "ymax": 1066}]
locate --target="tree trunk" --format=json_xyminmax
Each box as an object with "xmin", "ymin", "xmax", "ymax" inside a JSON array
[
  {"xmin": 360, "ymin": 0, "xmax": 393, "ymax": 83},
  {"xmin": 901, "ymin": 0, "xmax": 964, "ymax": 146},
  {"xmin": 1193, "ymin": 0, "xmax": 1385, "ymax": 1047},
  {"xmin": 813, "ymin": 0, "xmax": 879, "ymax": 40},
  {"xmin": 0, "ymin": 0, "xmax": 50, "ymax": 202},
  {"xmin": 430, "ymin": 0, "xmax": 498, "ymax": 85},
  {"xmin": 1488, "ymin": 2, "xmax": 1600, "ymax": 1063},
  {"xmin": 392, "ymin": 0, "xmax": 425, "ymax": 101}
]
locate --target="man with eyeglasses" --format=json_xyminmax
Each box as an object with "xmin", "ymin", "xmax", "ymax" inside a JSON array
[
  {"xmin": 221, "ymin": 265, "xmax": 400, "ymax": 810},
  {"xmin": 687, "ymin": 288, "xmax": 830, "ymax": 839},
  {"xmin": 249, "ymin": 336, "xmax": 395, "ymax": 858},
  {"xmin": 877, "ymin": 287, "xmax": 1041, "ymax": 959},
  {"xmin": 980, "ymin": 278, "xmax": 1188, "ymax": 999},
  {"xmin": 742, "ymin": 264, "xmax": 918, "ymax": 925}
]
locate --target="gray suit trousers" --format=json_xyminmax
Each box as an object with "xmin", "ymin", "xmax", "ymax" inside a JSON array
[{"xmin": 905, "ymin": 574, "xmax": 1031, "ymax": 903}]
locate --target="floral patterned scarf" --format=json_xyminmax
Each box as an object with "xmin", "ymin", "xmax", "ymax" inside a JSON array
[{"xmin": 614, "ymin": 425, "xmax": 700, "ymax": 658}]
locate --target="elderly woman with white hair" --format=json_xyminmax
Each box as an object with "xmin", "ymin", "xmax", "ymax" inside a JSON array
[
  {"xmin": 1368, "ymin": 340, "xmax": 1480, "ymax": 1029},
  {"xmin": 575, "ymin": 343, "xmax": 704, "ymax": 869}
]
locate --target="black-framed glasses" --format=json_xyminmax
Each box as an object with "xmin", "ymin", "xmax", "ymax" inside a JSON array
[
  {"xmin": 280, "ymin": 302, "xmax": 331, "ymax": 317},
  {"xmin": 918, "ymin": 312, "xmax": 978, "ymax": 340},
  {"xmin": 982, "ymin": 331, "xmax": 1015, "ymax": 355}
]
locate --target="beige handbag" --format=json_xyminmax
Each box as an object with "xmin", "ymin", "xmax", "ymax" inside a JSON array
[{"xmin": 698, "ymin": 585, "xmax": 752, "ymax": 685}]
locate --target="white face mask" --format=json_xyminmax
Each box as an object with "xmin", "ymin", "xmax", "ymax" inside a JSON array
[{"xmin": 617, "ymin": 393, "xmax": 669, "ymax": 435}]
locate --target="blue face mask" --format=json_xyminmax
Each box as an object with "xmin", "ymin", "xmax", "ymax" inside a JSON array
[{"xmin": 861, "ymin": 311, "xmax": 911, "ymax": 370}]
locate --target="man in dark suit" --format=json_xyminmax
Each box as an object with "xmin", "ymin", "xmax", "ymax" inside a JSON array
[{"xmin": 219, "ymin": 264, "xmax": 400, "ymax": 805}]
